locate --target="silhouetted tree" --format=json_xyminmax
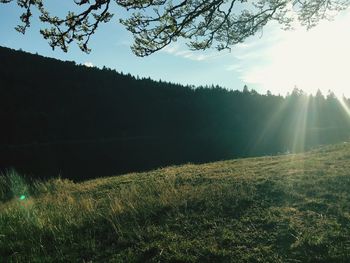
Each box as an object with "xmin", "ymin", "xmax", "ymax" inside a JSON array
[
  {"xmin": 1, "ymin": 0, "xmax": 349, "ymax": 54},
  {"xmin": 243, "ymin": 85, "xmax": 250, "ymax": 94}
]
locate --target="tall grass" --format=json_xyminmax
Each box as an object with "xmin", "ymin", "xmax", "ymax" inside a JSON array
[
  {"xmin": 0, "ymin": 169, "xmax": 30, "ymax": 202},
  {"xmin": 2, "ymin": 143, "xmax": 350, "ymax": 262}
]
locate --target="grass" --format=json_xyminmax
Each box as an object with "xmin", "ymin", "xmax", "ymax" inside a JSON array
[{"xmin": 2, "ymin": 143, "xmax": 350, "ymax": 262}]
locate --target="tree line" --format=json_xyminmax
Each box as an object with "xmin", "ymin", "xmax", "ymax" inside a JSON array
[{"xmin": 1, "ymin": 46, "xmax": 350, "ymax": 180}]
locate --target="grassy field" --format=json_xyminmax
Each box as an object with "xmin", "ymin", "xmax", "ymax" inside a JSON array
[{"xmin": 2, "ymin": 143, "xmax": 350, "ymax": 262}]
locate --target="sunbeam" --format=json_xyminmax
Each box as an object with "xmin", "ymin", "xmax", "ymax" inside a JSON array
[
  {"xmin": 292, "ymin": 95, "xmax": 310, "ymax": 153},
  {"xmin": 250, "ymin": 91, "xmax": 318, "ymax": 155},
  {"xmin": 337, "ymin": 95, "xmax": 350, "ymax": 118},
  {"xmin": 250, "ymin": 97, "xmax": 290, "ymax": 154}
]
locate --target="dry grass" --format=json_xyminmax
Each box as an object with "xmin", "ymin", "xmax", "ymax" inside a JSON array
[{"xmin": 2, "ymin": 143, "xmax": 350, "ymax": 262}]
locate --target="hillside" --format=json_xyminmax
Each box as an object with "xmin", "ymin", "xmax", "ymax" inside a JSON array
[
  {"xmin": 1, "ymin": 46, "xmax": 350, "ymax": 180},
  {"xmin": 2, "ymin": 143, "xmax": 350, "ymax": 262}
]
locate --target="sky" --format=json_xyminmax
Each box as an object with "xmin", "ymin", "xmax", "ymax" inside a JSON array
[{"xmin": 1, "ymin": 2, "xmax": 350, "ymax": 97}]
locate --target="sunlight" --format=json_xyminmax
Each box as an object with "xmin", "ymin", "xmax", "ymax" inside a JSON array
[
  {"xmin": 250, "ymin": 93, "xmax": 312, "ymax": 154},
  {"xmin": 291, "ymin": 95, "xmax": 310, "ymax": 153},
  {"xmin": 242, "ymin": 10, "xmax": 350, "ymax": 97},
  {"xmin": 337, "ymin": 95, "xmax": 350, "ymax": 118},
  {"xmin": 250, "ymin": 98, "xmax": 290, "ymax": 154}
]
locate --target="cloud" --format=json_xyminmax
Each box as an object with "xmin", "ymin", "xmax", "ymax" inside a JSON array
[
  {"xmin": 162, "ymin": 43, "xmax": 228, "ymax": 61},
  {"xmin": 226, "ymin": 64, "xmax": 243, "ymax": 72},
  {"xmin": 224, "ymin": 25, "xmax": 281, "ymax": 74},
  {"xmin": 84, "ymin": 61, "xmax": 94, "ymax": 67}
]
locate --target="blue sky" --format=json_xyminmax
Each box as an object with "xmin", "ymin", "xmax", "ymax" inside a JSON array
[{"xmin": 1, "ymin": 2, "xmax": 350, "ymax": 96}]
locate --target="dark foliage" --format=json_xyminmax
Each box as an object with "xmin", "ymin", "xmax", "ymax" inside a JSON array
[{"xmin": 1, "ymin": 46, "xmax": 349, "ymax": 180}]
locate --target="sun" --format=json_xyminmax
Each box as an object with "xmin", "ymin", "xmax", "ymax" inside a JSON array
[{"xmin": 242, "ymin": 10, "xmax": 350, "ymax": 97}]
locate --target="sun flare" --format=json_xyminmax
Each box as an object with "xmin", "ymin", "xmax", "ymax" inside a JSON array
[{"xmin": 242, "ymin": 11, "xmax": 350, "ymax": 97}]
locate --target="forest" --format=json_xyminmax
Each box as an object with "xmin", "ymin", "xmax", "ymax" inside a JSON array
[{"xmin": 1, "ymin": 46, "xmax": 350, "ymax": 180}]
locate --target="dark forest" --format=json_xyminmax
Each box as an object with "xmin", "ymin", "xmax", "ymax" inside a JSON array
[{"xmin": 1, "ymin": 46, "xmax": 350, "ymax": 180}]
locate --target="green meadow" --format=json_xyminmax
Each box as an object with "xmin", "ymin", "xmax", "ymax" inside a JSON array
[{"xmin": 2, "ymin": 143, "xmax": 350, "ymax": 262}]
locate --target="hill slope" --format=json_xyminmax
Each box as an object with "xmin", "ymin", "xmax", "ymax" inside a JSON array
[{"xmin": 2, "ymin": 143, "xmax": 350, "ymax": 262}]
